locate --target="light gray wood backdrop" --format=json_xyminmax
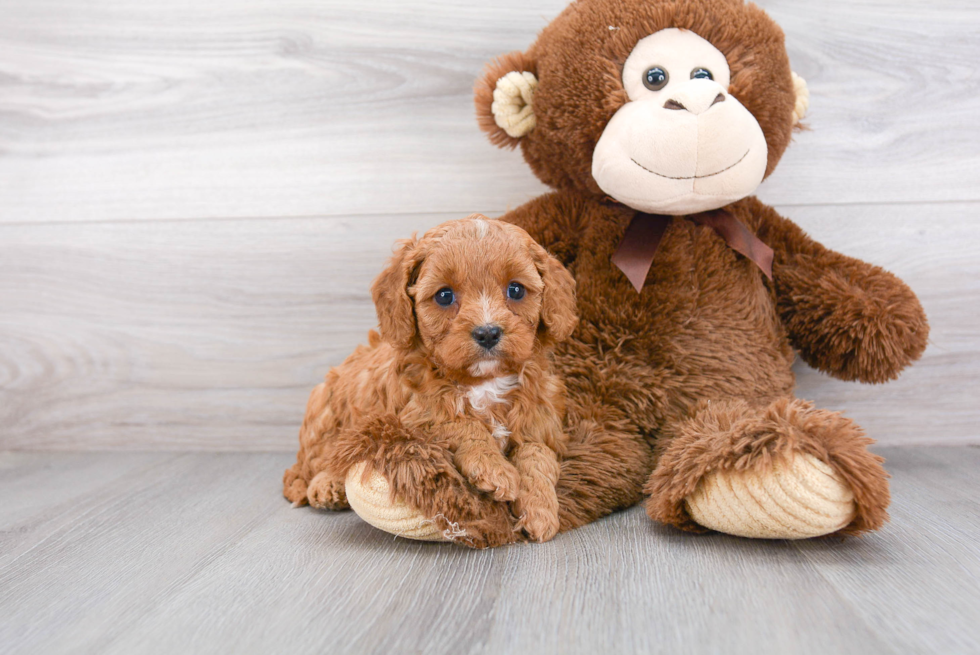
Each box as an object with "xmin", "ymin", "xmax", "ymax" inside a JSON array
[{"xmin": 1, "ymin": 0, "xmax": 978, "ymax": 450}]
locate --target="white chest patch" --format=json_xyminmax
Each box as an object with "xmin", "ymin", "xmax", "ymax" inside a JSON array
[
  {"xmin": 465, "ymin": 375, "xmax": 520, "ymax": 413},
  {"xmin": 490, "ymin": 420, "xmax": 512, "ymax": 451}
]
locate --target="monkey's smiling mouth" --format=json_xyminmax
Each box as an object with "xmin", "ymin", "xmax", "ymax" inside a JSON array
[{"xmin": 631, "ymin": 149, "xmax": 750, "ymax": 180}]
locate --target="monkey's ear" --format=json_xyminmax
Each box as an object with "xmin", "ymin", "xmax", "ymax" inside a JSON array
[
  {"xmin": 791, "ymin": 72, "xmax": 809, "ymax": 127},
  {"xmin": 475, "ymin": 51, "xmax": 539, "ymax": 149},
  {"xmin": 529, "ymin": 240, "xmax": 578, "ymax": 344},
  {"xmin": 371, "ymin": 237, "xmax": 422, "ymax": 350}
]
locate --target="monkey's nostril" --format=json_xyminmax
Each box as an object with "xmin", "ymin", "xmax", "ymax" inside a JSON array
[
  {"xmin": 711, "ymin": 93, "xmax": 726, "ymax": 106},
  {"xmin": 664, "ymin": 99, "xmax": 686, "ymax": 111},
  {"xmin": 471, "ymin": 324, "xmax": 503, "ymax": 350}
]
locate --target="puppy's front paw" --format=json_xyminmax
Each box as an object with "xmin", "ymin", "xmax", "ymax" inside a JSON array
[
  {"xmin": 515, "ymin": 499, "xmax": 560, "ymax": 543},
  {"xmin": 306, "ymin": 472, "xmax": 349, "ymax": 510},
  {"xmin": 467, "ymin": 461, "xmax": 521, "ymax": 502}
]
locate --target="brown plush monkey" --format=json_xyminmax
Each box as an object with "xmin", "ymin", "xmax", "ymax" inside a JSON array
[{"xmin": 319, "ymin": 0, "xmax": 929, "ymax": 547}]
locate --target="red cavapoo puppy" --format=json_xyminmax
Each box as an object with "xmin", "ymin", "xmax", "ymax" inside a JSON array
[{"xmin": 284, "ymin": 214, "xmax": 578, "ymax": 542}]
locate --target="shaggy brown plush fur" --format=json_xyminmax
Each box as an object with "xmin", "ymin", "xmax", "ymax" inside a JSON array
[
  {"xmin": 284, "ymin": 216, "xmax": 578, "ymax": 543},
  {"xmin": 293, "ymin": 0, "xmax": 927, "ymax": 546}
]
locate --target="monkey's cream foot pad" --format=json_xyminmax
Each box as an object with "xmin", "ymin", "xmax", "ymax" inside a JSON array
[
  {"xmin": 684, "ymin": 453, "xmax": 856, "ymax": 539},
  {"xmin": 345, "ymin": 462, "xmax": 448, "ymax": 541}
]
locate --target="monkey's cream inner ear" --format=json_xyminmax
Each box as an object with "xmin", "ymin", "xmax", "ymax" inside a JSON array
[
  {"xmin": 492, "ymin": 71, "xmax": 538, "ymax": 138},
  {"xmin": 791, "ymin": 72, "xmax": 809, "ymax": 124}
]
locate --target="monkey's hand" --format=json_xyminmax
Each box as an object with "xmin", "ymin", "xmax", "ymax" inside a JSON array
[
  {"xmin": 747, "ymin": 198, "xmax": 929, "ymax": 384},
  {"xmin": 774, "ymin": 251, "xmax": 928, "ymax": 383}
]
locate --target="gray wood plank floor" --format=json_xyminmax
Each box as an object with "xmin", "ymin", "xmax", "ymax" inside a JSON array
[{"xmin": 1, "ymin": 447, "xmax": 978, "ymax": 655}]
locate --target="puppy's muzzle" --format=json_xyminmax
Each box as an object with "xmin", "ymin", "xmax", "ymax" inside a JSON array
[{"xmin": 471, "ymin": 324, "xmax": 503, "ymax": 350}]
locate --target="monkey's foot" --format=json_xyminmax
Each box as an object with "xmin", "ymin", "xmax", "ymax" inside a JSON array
[
  {"xmin": 344, "ymin": 462, "xmax": 523, "ymax": 548},
  {"xmin": 344, "ymin": 463, "xmax": 448, "ymax": 541},
  {"xmin": 684, "ymin": 453, "xmax": 855, "ymax": 539},
  {"xmin": 645, "ymin": 397, "xmax": 889, "ymax": 539}
]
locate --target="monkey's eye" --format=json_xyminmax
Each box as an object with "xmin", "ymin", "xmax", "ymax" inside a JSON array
[
  {"xmin": 691, "ymin": 68, "xmax": 713, "ymax": 81},
  {"xmin": 434, "ymin": 287, "xmax": 455, "ymax": 306},
  {"xmin": 643, "ymin": 66, "xmax": 669, "ymax": 91},
  {"xmin": 507, "ymin": 282, "xmax": 526, "ymax": 301}
]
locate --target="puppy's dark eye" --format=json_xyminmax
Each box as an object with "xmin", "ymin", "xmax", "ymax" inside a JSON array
[
  {"xmin": 691, "ymin": 68, "xmax": 713, "ymax": 80},
  {"xmin": 507, "ymin": 282, "xmax": 525, "ymax": 301},
  {"xmin": 434, "ymin": 287, "xmax": 455, "ymax": 307},
  {"xmin": 643, "ymin": 66, "xmax": 669, "ymax": 91}
]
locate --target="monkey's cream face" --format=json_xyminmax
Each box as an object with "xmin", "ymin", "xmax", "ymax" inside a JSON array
[{"xmin": 592, "ymin": 28, "xmax": 769, "ymax": 215}]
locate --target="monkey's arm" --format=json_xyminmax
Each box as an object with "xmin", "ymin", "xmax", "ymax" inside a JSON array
[{"xmin": 745, "ymin": 197, "xmax": 929, "ymax": 383}]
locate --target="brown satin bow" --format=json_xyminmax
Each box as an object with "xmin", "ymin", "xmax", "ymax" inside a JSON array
[{"xmin": 611, "ymin": 210, "xmax": 774, "ymax": 292}]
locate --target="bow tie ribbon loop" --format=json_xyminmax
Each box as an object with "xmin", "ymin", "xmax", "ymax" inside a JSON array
[{"xmin": 611, "ymin": 210, "xmax": 774, "ymax": 292}]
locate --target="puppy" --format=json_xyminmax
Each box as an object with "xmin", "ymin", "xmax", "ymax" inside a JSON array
[{"xmin": 283, "ymin": 214, "xmax": 577, "ymax": 542}]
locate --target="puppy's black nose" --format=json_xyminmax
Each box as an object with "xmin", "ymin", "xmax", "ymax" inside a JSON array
[{"xmin": 471, "ymin": 324, "xmax": 502, "ymax": 350}]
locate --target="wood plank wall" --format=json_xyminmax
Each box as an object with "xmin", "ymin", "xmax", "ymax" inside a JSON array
[{"xmin": 1, "ymin": 0, "xmax": 978, "ymax": 450}]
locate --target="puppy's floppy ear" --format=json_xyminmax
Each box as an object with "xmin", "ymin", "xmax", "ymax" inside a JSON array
[
  {"xmin": 529, "ymin": 241, "xmax": 578, "ymax": 343},
  {"xmin": 371, "ymin": 237, "xmax": 422, "ymax": 350}
]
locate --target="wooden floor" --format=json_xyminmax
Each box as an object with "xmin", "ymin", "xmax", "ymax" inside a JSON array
[{"xmin": 1, "ymin": 446, "xmax": 978, "ymax": 654}]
